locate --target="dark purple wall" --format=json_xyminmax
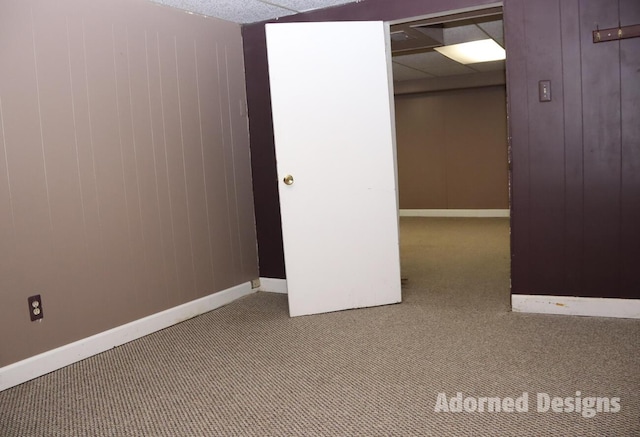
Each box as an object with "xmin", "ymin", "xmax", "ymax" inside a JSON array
[
  {"xmin": 242, "ymin": 0, "xmax": 640, "ymax": 299},
  {"xmin": 507, "ymin": 0, "xmax": 640, "ymax": 298}
]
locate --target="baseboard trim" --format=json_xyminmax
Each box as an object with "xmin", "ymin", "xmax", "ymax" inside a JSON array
[
  {"xmin": 512, "ymin": 294, "xmax": 640, "ymax": 319},
  {"xmin": 0, "ymin": 282, "xmax": 255, "ymax": 392},
  {"xmin": 399, "ymin": 209, "xmax": 510, "ymax": 218},
  {"xmin": 259, "ymin": 277, "xmax": 288, "ymax": 294}
]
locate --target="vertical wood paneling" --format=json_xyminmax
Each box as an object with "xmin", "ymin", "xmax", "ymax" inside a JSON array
[
  {"xmin": 175, "ymin": 35, "xmax": 214, "ymax": 297},
  {"xmin": 173, "ymin": 35, "xmax": 200, "ymax": 302},
  {"xmin": 32, "ymin": 2, "xmax": 99, "ymax": 344},
  {"xmin": 0, "ymin": 92, "xmax": 21, "ymax": 362},
  {"xmin": 224, "ymin": 47, "xmax": 244, "ymax": 282},
  {"xmin": 66, "ymin": 14, "xmax": 107, "ymax": 327},
  {"xmin": 112, "ymin": 23, "xmax": 146, "ymax": 314},
  {"xmin": 0, "ymin": 0, "xmax": 258, "ymax": 367},
  {"xmin": 524, "ymin": 0, "xmax": 566, "ymax": 293},
  {"xmin": 193, "ymin": 41, "xmax": 218, "ymax": 292},
  {"xmin": 84, "ymin": 15, "xmax": 134, "ymax": 326},
  {"xmin": 157, "ymin": 32, "xmax": 197, "ymax": 301},
  {"xmin": 580, "ymin": 0, "xmax": 621, "ymax": 296},
  {"xmin": 198, "ymin": 43, "xmax": 236, "ymax": 291},
  {"xmin": 146, "ymin": 31, "xmax": 180, "ymax": 306},
  {"xmin": 619, "ymin": 0, "xmax": 640, "ymax": 295},
  {"xmin": 506, "ymin": 0, "xmax": 637, "ymax": 298},
  {"xmin": 217, "ymin": 45, "xmax": 242, "ymax": 284},
  {"xmin": 560, "ymin": 0, "xmax": 585, "ymax": 295},
  {"xmin": 226, "ymin": 41, "xmax": 260, "ymax": 281},
  {"xmin": 126, "ymin": 27, "xmax": 170, "ymax": 312},
  {"xmin": 0, "ymin": 3, "xmax": 59, "ymax": 360}
]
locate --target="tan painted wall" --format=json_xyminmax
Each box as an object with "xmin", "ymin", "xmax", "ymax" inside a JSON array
[
  {"xmin": 395, "ymin": 85, "xmax": 508, "ymax": 209},
  {"xmin": 0, "ymin": 0, "xmax": 258, "ymax": 366}
]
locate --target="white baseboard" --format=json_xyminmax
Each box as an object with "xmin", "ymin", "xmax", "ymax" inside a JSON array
[
  {"xmin": 0, "ymin": 282, "xmax": 255, "ymax": 392},
  {"xmin": 512, "ymin": 294, "xmax": 640, "ymax": 319},
  {"xmin": 259, "ymin": 277, "xmax": 288, "ymax": 294},
  {"xmin": 400, "ymin": 209, "xmax": 510, "ymax": 217}
]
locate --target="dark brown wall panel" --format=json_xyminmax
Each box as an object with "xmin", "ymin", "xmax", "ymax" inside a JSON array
[
  {"xmin": 619, "ymin": 0, "xmax": 640, "ymax": 294},
  {"xmin": 0, "ymin": 0, "xmax": 258, "ymax": 367},
  {"xmin": 580, "ymin": 1, "xmax": 622, "ymax": 296},
  {"xmin": 523, "ymin": 0, "xmax": 567, "ymax": 294},
  {"xmin": 560, "ymin": 0, "xmax": 585, "ymax": 295},
  {"xmin": 395, "ymin": 86, "xmax": 508, "ymax": 210},
  {"xmin": 505, "ymin": 0, "xmax": 639, "ymax": 298}
]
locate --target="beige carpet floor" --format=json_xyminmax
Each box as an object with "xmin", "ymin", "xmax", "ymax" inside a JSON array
[{"xmin": 1, "ymin": 217, "xmax": 639, "ymax": 436}]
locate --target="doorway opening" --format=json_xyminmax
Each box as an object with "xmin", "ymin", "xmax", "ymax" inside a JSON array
[{"xmin": 388, "ymin": 7, "xmax": 512, "ymax": 311}]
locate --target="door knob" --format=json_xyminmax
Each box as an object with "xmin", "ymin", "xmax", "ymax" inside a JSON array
[{"xmin": 283, "ymin": 175, "xmax": 294, "ymax": 185}]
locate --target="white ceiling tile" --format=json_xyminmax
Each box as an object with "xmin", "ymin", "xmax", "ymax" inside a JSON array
[
  {"xmin": 148, "ymin": 0, "xmax": 297, "ymax": 23},
  {"xmin": 443, "ymin": 24, "xmax": 487, "ymax": 45},
  {"xmin": 269, "ymin": 0, "xmax": 357, "ymax": 13},
  {"xmin": 394, "ymin": 51, "xmax": 477, "ymax": 77},
  {"xmin": 469, "ymin": 61, "xmax": 505, "ymax": 72},
  {"xmin": 467, "ymin": 60, "xmax": 506, "ymax": 73},
  {"xmin": 391, "ymin": 62, "xmax": 434, "ymax": 82}
]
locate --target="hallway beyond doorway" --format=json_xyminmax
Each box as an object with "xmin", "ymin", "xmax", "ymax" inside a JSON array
[{"xmin": 400, "ymin": 217, "xmax": 510, "ymax": 311}]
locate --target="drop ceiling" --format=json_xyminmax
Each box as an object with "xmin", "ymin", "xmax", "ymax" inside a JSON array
[
  {"xmin": 391, "ymin": 13, "xmax": 505, "ymax": 82},
  {"xmin": 147, "ymin": 0, "xmax": 358, "ymax": 24},
  {"xmin": 145, "ymin": 0, "xmax": 505, "ymax": 83}
]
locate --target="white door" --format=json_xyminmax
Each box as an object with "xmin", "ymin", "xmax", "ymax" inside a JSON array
[{"xmin": 266, "ymin": 21, "xmax": 401, "ymax": 317}]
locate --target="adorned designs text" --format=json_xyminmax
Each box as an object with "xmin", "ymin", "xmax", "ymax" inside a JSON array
[{"xmin": 434, "ymin": 392, "xmax": 620, "ymax": 418}]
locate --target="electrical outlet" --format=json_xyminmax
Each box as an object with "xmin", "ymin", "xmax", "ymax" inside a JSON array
[{"xmin": 28, "ymin": 295, "xmax": 43, "ymax": 321}]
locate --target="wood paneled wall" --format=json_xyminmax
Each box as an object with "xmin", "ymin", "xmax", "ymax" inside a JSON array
[
  {"xmin": 0, "ymin": 0, "xmax": 258, "ymax": 366},
  {"xmin": 507, "ymin": 0, "xmax": 640, "ymax": 298}
]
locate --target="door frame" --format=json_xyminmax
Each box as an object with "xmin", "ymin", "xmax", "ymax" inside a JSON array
[{"xmin": 388, "ymin": 2, "xmax": 512, "ymax": 306}]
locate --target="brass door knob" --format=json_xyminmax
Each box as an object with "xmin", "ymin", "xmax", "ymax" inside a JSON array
[{"xmin": 283, "ymin": 175, "xmax": 294, "ymax": 185}]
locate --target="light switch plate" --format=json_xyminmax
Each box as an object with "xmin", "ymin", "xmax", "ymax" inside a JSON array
[{"xmin": 539, "ymin": 80, "xmax": 551, "ymax": 102}]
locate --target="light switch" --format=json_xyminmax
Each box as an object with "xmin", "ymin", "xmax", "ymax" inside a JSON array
[{"xmin": 539, "ymin": 80, "xmax": 551, "ymax": 102}]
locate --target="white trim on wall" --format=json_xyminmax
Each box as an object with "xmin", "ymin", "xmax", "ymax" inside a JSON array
[
  {"xmin": 512, "ymin": 294, "xmax": 640, "ymax": 319},
  {"xmin": 259, "ymin": 277, "xmax": 288, "ymax": 294},
  {"xmin": 399, "ymin": 209, "xmax": 510, "ymax": 217},
  {"xmin": 0, "ymin": 282, "xmax": 255, "ymax": 392}
]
